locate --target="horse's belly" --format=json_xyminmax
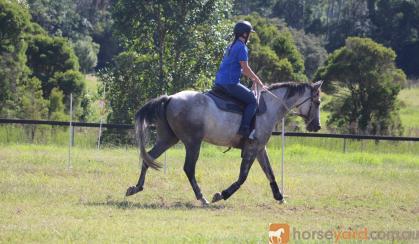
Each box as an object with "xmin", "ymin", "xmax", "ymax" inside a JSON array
[
  {"xmin": 203, "ymin": 110, "xmax": 242, "ymax": 147},
  {"xmin": 166, "ymin": 92, "xmax": 243, "ymax": 147},
  {"xmin": 203, "ymin": 134, "xmax": 240, "ymax": 147}
]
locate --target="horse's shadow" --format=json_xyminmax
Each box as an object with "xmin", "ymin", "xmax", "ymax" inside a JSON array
[{"xmin": 84, "ymin": 199, "xmax": 226, "ymax": 210}]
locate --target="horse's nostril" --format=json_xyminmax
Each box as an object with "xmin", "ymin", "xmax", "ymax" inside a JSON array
[
  {"xmin": 307, "ymin": 124, "xmax": 321, "ymax": 132},
  {"xmin": 310, "ymin": 125, "xmax": 321, "ymax": 131}
]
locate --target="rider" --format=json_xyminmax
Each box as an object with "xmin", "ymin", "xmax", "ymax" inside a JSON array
[{"xmin": 215, "ymin": 20, "xmax": 266, "ymax": 138}]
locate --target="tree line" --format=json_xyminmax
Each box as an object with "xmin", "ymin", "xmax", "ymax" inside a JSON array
[{"xmin": 1, "ymin": 0, "xmax": 416, "ymax": 139}]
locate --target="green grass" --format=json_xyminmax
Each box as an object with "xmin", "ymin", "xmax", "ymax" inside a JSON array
[
  {"xmin": 84, "ymin": 73, "xmax": 106, "ymax": 123},
  {"xmin": 399, "ymin": 86, "xmax": 419, "ymax": 135},
  {"xmin": 0, "ymin": 125, "xmax": 100, "ymax": 147},
  {"xmin": 0, "ymin": 142, "xmax": 418, "ymax": 243},
  {"xmin": 85, "ymin": 74, "xmax": 99, "ymax": 93}
]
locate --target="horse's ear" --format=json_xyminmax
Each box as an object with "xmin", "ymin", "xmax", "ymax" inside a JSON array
[{"xmin": 312, "ymin": 80, "xmax": 323, "ymax": 91}]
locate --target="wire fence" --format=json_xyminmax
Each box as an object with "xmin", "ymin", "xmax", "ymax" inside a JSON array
[
  {"xmin": 1, "ymin": 118, "xmax": 418, "ymax": 155},
  {"xmin": 1, "ymin": 118, "xmax": 418, "ymax": 140}
]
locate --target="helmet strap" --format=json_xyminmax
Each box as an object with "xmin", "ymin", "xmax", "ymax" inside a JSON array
[{"xmin": 239, "ymin": 33, "xmax": 249, "ymax": 44}]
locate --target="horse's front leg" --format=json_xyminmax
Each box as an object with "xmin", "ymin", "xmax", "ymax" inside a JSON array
[
  {"xmin": 257, "ymin": 147, "xmax": 285, "ymax": 203},
  {"xmin": 212, "ymin": 145, "xmax": 257, "ymax": 203}
]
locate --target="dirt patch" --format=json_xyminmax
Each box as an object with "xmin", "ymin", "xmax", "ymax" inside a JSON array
[
  {"xmin": 84, "ymin": 197, "xmax": 227, "ymax": 210},
  {"xmin": 411, "ymin": 206, "xmax": 419, "ymax": 214}
]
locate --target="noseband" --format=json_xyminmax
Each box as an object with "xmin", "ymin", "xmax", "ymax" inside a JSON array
[
  {"xmin": 261, "ymin": 86, "xmax": 320, "ymax": 125},
  {"xmin": 293, "ymin": 90, "xmax": 320, "ymax": 123}
]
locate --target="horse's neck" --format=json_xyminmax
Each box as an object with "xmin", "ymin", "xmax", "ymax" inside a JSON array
[
  {"xmin": 263, "ymin": 86, "xmax": 309, "ymax": 122},
  {"xmin": 269, "ymin": 87, "xmax": 310, "ymax": 109},
  {"xmin": 256, "ymin": 86, "xmax": 309, "ymax": 142},
  {"xmin": 263, "ymin": 88, "xmax": 292, "ymax": 115},
  {"xmin": 256, "ymin": 88, "xmax": 291, "ymax": 137}
]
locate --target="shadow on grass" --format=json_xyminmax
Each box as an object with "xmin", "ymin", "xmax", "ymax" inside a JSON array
[{"xmin": 84, "ymin": 199, "xmax": 226, "ymax": 210}]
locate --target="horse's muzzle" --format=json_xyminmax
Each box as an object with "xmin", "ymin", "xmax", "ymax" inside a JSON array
[{"xmin": 307, "ymin": 124, "xmax": 321, "ymax": 132}]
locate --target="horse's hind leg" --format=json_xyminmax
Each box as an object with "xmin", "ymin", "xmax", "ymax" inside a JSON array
[
  {"xmin": 126, "ymin": 138, "xmax": 178, "ymax": 196},
  {"xmin": 257, "ymin": 147, "xmax": 284, "ymax": 203},
  {"xmin": 183, "ymin": 141, "xmax": 209, "ymax": 206}
]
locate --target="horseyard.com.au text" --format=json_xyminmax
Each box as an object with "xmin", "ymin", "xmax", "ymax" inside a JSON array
[
  {"xmin": 268, "ymin": 223, "xmax": 419, "ymax": 243},
  {"xmin": 292, "ymin": 227, "xmax": 419, "ymax": 242}
]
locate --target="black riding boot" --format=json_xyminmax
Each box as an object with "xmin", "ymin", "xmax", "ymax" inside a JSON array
[{"xmin": 237, "ymin": 125, "xmax": 251, "ymax": 138}]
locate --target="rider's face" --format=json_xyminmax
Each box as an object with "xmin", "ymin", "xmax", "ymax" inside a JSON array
[{"xmin": 243, "ymin": 32, "xmax": 250, "ymax": 43}]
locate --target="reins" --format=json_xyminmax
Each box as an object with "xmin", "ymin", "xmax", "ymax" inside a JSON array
[
  {"xmin": 260, "ymin": 88, "xmax": 291, "ymax": 111},
  {"xmin": 257, "ymin": 85, "xmax": 317, "ymax": 118}
]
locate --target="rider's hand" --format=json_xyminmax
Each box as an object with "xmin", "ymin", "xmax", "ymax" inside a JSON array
[
  {"xmin": 252, "ymin": 79, "xmax": 268, "ymax": 91},
  {"xmin": 261, "ymin": 84, "xmax": 268, "ymax": 90},
  {"xmin": 258, "ymin": 81, "xmax": 268, "ymax": 91}
]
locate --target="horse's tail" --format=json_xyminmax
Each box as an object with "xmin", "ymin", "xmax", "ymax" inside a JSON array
[{"xmin": 134, "ymin": 95, "xmax": 171, "ymax": 170}]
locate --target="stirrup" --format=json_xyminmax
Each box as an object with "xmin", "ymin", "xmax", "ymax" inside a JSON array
[{"xmin": 248, "ymin": 129, "xmax": 256, "ymax": 140}]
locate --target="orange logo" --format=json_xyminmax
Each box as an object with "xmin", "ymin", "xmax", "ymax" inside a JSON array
[{"xmin": 269, "ymin": 223, "xmax": 290, "ymax": 244}]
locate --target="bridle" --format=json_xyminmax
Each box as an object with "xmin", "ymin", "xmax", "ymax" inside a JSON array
[
  {"xmin": 260, "ymin": 86, "xmax": 320, "ymax": 122},
  {"xmin": 293, "ymin": 90, "xmax": 320, "ymax": 123}
]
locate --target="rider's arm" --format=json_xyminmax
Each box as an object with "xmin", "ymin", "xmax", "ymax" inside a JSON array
[{"xmin": 240, "ymin": 61, "xmax": 265, "ymax": 87}]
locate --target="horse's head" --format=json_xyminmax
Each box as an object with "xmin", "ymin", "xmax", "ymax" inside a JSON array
[{"xmin": 295, "ymin": 80, "xmax": 323, "ymax": 132}]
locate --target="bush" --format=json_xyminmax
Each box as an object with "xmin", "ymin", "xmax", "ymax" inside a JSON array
[
  {"xmin": 48, "ymin": 88, "xmax": 67, "ymax": 121},
  {"xmin": 316, "ymin": 37, "xmax": 405, "ymax": 135},
  {"xmin": 72, "ymin": 36, "xmax": 100, "ymax": 73},
  {"xmin": 48, "ymin": 70, "xmax": 85, "ymax": 111},
  {"xmin": 26, "ymin": 34, "xmax": 79, "ymax": 98},
  {"xmin": 243, "ymin": 14, "xmax": 308, "ymax": 83}
]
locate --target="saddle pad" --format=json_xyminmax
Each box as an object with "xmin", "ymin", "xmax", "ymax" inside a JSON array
[{"xmin": 204, "ymin": 90, "xmax": 267, "ymax": 115}]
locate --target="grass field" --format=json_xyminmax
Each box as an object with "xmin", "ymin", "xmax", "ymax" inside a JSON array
[
  {"xmin": 0, "ymin": 81, "xmax": 417, "ymax": 243},
  {"xmin": 0, "ymin": 141, "xmax": 418, "ymax": 243},
  {"xmin": 399, "ymin": 86, "xmax": 419, "ymax": 136}
]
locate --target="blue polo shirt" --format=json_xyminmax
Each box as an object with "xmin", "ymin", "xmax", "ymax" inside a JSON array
[{"xmin": 215, "ymin": 40, "xmax": 248, "ymax": 85}]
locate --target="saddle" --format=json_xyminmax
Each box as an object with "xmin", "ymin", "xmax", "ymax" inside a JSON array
[{"xmin": 204, "ymin": 85, "xmax": 267, "ymax": 115}]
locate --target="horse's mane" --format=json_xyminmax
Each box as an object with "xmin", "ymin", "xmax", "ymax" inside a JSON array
[{"xmin": 267, "ymin": 81, "xmax": 311, "ymax": 98}]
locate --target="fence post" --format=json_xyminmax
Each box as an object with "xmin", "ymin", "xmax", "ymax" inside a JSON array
[
  {"xmin": 68, "ymin": 93, "xmax": 73, "ymax": 169},
  {"xmin": 71, "ymin": 126, "xmax": 75, "ymax": 146},
  {"xmin": 97, "ymin": 118, "xmax": 103, "ymax": 149},
  {"xmin": 281, "ymin": 117, "xmax": 285, "ymax": 195},
  {"xmin": 97, "ymin": 84, "xmax": 106, "ymax": 150},
  {"xmin": 6, "ymin": 125, "xmax": 9, "ymax": 143},
  {"xmin": 360, "ymin": 140, "xmax": 364, "ymax": 153},
  {"xmin": 343, "ymin": 138, "xmax": 347, "ymax": 153}
]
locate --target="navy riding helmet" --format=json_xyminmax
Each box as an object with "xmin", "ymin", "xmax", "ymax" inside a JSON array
[{"xmin": 233, "ymin": 20, "xmax": 255, "ymax": 37}]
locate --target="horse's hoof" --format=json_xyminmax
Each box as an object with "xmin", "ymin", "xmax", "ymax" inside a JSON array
[
  {"xmin": 278, "ymin": 199, "xmax": 286, "ymax": 204},
  {"xmin": 125, "ymin": 186, "xmax": 141, "ymax": 196},
  {"xmin": 199, "ymin": 197, "xmax": 210, "ymax": 206},
  {"xmin": 212, "ymin": 192, "xmax": 223, "ymax": 203}
]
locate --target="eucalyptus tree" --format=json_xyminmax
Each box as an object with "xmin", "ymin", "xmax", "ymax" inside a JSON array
[
  {"xmin": 316, "ymin": 37, "xmax": 405, "ymax": 135},
  {"xmin": 112, "ymin": 0, "xmax": 232, "ymax": 95}
]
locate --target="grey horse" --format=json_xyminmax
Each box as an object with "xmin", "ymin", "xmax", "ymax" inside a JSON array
[{"xmin": 126, "ymin": 81, "xmax": 323, "ymax": 205}]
